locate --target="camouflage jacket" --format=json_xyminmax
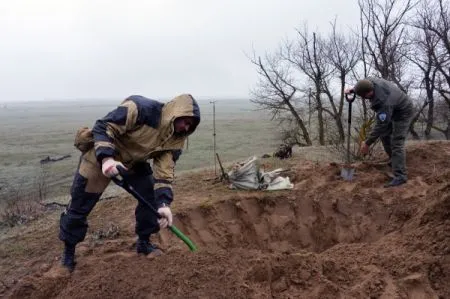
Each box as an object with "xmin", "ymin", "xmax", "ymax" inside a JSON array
[{"xmin": 91, "ymin": 94, "xmax": 200, "ymax": 206}]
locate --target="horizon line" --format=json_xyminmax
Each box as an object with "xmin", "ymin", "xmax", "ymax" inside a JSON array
[{"xmin": 0, "ymin": 96, "xmax": 252, "ymax": 104}]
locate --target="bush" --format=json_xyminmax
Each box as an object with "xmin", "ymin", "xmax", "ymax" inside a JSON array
[
  {"xmin": 0, "ymin": 166, "xmax": 49, "ymax": 228},
  {"xmin": 0, "ymin": 197, "xmax": 44, "ymax": 228},
  {"xmin": 325, "ymin": 115, "xmax": 382, "ymax": 163}
]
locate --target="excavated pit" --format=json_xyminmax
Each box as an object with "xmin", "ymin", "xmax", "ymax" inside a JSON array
[{"xmin": 167, "ymin": 193, "xmax": 407, "ymax": 254}]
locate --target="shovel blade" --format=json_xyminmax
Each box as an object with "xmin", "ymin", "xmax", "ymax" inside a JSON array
[{"xmin": 340, "ymin": 167, "xmax": 355, "ymax": 181}]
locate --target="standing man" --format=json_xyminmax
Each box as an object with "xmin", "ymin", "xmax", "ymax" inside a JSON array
[
  {"xmin": 345, "ymin": 77, "xmax": 414, "ymax": 187},
  {"xmin": 60, "ymin": 94, "xmax": 200, "ymax": 271}
]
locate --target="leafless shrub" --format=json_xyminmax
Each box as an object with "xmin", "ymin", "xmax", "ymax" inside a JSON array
[{"xmin": 0, "ymin": 165, "xmax": 50, "ymax": 227}]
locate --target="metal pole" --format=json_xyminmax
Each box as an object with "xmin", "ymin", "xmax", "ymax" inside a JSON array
[{"xmin": 210, "ymin": 100, "xmax": 217, "ymax": 175}]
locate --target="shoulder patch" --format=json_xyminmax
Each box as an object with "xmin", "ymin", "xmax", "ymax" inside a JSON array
[{"xmin": 378, "ymin": 112, "xmax": 387, "ymax": 122}]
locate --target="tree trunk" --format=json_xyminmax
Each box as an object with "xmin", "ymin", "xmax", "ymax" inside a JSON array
[
  {"xmin": 410, "ymin": 100, "xmax": 430, "ymax": 139},
  {"xmin": 446, "ymin": 104, "xmax": 450, "ymax": 140},
  {"xmin": 336, "ymin": 116, "xmax": 345, "ymax": 143},
  {"xmin": 424, "ymin": 77, "xmax": 434, "ymax": 139},
  {"xmin": 409, "ymin": 122, "xmax": 420, "ymax": 140},
  {"xmin": 284, "ymin": 99, "xmax": 312, "ymax": 145},
  {"xmin": 316, "ymin": 91, "xmax": 325, "ymax": 145},
  {"xmin": 425, "ymin": 98, "xmax": 434, "ymax": 138},
  {"xmin": 335, "ymin": 76, "xmax": 346, "ymax": 143}
]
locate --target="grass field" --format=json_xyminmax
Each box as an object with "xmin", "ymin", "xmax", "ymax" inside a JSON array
[{"xmin": 0, "ymin": 98, "xmax": 280, "ymax": 201}]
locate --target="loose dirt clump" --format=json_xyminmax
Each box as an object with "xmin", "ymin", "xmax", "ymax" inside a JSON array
[{"xmin": 1, "ymin": 141, "xmax": 449, "ymax": 298}]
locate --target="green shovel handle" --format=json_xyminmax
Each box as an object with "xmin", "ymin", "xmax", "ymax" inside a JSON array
[
  {"xmin": 112, "ymin": 166, "xmax": 198, "ymax": 252},
  {"xmin": 169, "ymin": 225, "xmax": 197, "ymax": 252}
]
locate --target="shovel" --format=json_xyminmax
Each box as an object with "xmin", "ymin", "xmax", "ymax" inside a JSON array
[
  {"xmin": 112, "ymin": 166, "xmax": 197, "ymax": 252},
  {"xmin": 341, "ymin": 92, "xmax": 356, "ymax": 181}
]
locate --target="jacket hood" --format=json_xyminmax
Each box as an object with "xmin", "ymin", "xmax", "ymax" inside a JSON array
[{"xmin": 160, "ymin": 94, "xmax": 201, "ymax": 138}]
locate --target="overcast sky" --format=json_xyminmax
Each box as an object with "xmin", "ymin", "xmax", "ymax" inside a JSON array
[{"xmin": 1, "ymin": 0, "xmax": 360, "ymax": 102}]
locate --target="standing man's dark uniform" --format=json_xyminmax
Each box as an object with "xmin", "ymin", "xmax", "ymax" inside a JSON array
[{"xmin": 348, "ymin": 77, "xmax": 414, "ymax": 187}]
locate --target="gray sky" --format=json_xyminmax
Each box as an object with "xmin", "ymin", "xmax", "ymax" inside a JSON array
[{"xmin": 1, "ymin": 0, "xmax": 360, "ymax": 102}]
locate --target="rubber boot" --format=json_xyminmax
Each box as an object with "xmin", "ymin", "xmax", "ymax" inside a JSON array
[{"xmin": 61, "ymin": 242, "xmax": 76, "ymax": 272}]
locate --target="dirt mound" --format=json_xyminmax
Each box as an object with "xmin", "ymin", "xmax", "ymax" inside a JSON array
[{"xmin": 2, "ymin": 141, "xmax": 450, "ymax": 298}]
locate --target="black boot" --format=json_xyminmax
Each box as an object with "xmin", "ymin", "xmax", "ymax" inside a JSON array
[
  {"xmin": 62, "ymin": 242, "xmax": 76, "ymax": 272},
  {"xmin": 136, "ymin": 239, "xmax": 163, "ymax": 256},
  {"xmin": 384, "ymin": 177, "xmax": 407, "ymax": 188}
]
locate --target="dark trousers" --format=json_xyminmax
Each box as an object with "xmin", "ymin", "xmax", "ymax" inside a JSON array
[
  {"xmin": 59, "ymin": 149, "xmax": 159, "ymax": 245},
  {"xmin": 379, "ymin": 115, "xmax": 412, "ymax": 180}
]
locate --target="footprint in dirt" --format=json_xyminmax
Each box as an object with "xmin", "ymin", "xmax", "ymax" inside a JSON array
[
  {"xmin": 101, "ymin": 251, "xmax": 140, "ymax": 262},
  {"xmin": 41, "ymin": 249, "xmax": 161, "ymax": 281},
  {"xmin": 9, "ymin": 263, "xmax": 73, "ymax": 298},
  {"xmin": 42, "ymin": 264, "xmax": 72, "ymax": 279}
]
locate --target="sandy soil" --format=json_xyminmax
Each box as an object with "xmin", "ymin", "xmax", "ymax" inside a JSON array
[{"xmin": 1, "ymin": 141, "xmax": 449, "ymax": 298}]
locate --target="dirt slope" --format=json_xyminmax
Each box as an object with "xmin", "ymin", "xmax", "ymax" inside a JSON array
[{"xmin": 1, "ymin": 141, "xmax": 449, "ymax": 298}]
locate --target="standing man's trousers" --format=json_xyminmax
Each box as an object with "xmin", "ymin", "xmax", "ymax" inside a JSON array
[{"xmin": 379, "ymin": 112, "xmax": 413, "ymax": 180}]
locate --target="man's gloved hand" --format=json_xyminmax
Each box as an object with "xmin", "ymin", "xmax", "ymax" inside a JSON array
[
  {"xmin": 344, "ymin": 88, "xmax": 354, "ymax": 94},
  {"xmin": 360, "ymin": 141, "xmax": 369, "ymax": 156},
  {"xmin": 157, "ymin": 204, "xmax": 173, "ymax": 229},
  {"xmin": 101, "ymin": 158, "xmax": 127, "ymax": 178}
]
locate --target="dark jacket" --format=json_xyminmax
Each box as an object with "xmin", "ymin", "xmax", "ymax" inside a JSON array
[{"xmin": 365, "ymin": 77, "xmax": 413, "ymax": 145}]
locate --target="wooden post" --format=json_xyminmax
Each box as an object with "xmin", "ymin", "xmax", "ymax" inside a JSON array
[
  {"xmin": 216, "ymin": 153, "xmax": 228, "ymax": 182},
  {"xmin": 210, "ymin": 100, "xmax": 217, "ymax": 176}
]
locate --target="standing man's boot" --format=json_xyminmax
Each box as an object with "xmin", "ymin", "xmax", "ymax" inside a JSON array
[{"xmin": 384, "ymin": 177, "xmax": 407, "ymax": 188}]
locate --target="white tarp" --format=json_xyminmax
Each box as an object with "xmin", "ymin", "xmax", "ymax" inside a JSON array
[{"xmin": 227, "ymin": 156, "xmax": 294, "ymax": 191}]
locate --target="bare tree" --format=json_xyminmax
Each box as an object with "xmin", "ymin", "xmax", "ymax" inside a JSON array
[
  {"xmin": 426, "ymin": 0, "xmax": 450, "ymax": 86},
  {"xmin": 432, "ymin": 96, "xmax": 450, "ymax": 139},
  {"xmin": 429, "ymin": 0, "xmax": 450, "ymax": 106},
  {"xmin": 355, "ymin": 6, "xmax": 374, "ymax": 121},
  {"xmin": 283, "ymin": 26, "xmax": 334, "ymax": 145},
  {"xmin": 406, "ymin": 1, "xmax": 441, "ymax": 139},
  {"xmin": 359, "ymin": 0, "xmax": 417, "ymax": 90},
  {"xmin": 249, "ymin": 51, "xmax": 312, "ymax": 146},
  {"xmin": 415, "ymin": 0, "xmax": 450, "ymax": 138},
  {"xmin": 324, "ymin": 19, "xmax": 362, "ymax": 142}
]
